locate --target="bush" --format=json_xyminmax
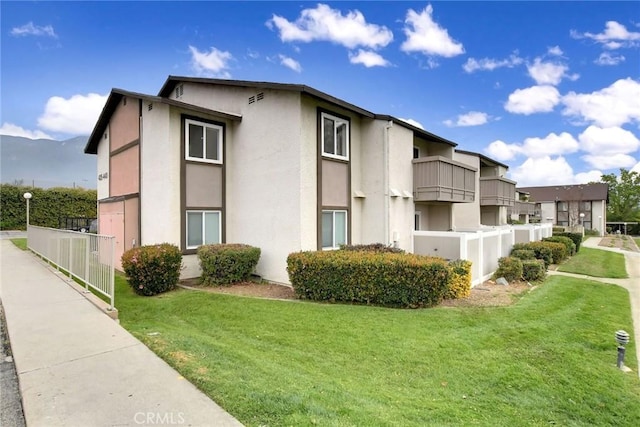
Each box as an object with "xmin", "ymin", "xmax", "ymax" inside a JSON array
[
  {"xmin": 444, "ymin": 260, "xmax": 472, "ymax": 299},
  {"xmin": 121, "ymin": 244, "xmax": 182, "ymax": 296},
  {"xmin": 552, "ymin": 227, "xmax": 566, "ymax": 234},
  {"xmin": 287, "ymin": 251, "xmax": 450, "ymax": 308},
  {"xmin": 494, "ymin": 257, "xmax": 523, "ymax": 282},
  {"xmin": 584, "ymin": 229, "xmax": 600, "ymax": 236},
  {"xmin": 340, "ymin": 243, "xmax": 404, "ymax": 254},
  {"xmin": 198, "ymin": 244, "xmax": 261, "ymax": 285},
  {"xmin": 510, "ymin": 249, "xmax": 536, "ymax": 260},
  {"xmin": 543, "ymin": 236, "xmax": 576, "ymax": 256},
  {"xmin": 553, "ymin": 232, "xmax": 583, "ymax": 253},
  {"xmin": 522, "ymin": 259, "xmax": 546, "ymax": 282},
  {"xmin": 512, "ymin": 242, "xmax": 553, "ymax": 268}
]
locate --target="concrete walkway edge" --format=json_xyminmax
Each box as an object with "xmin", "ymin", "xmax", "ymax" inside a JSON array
[{"xmin": 0, "ymin": 240, "xmax": 243, "ymax": 426}]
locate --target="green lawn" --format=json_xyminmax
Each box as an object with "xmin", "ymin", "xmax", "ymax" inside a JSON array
[
  {"xmin": 558, "ymin": 247, "xmax": 628, "ymax": 278},
  {"xmin": 114, "ymin": 275, "xmax": 640, "ymax": 426},
  {"xmin": 10, "ymin": 238, "xmax": 27, "ymax": 250}
]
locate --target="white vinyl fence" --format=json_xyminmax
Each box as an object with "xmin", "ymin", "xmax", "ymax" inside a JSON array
[
  {"xmin": 414, "ymin": 223, "xmax": 553, "ymax": 286},
  {"xmin": 27, "ymin": 225, "xmax": 116, "ymax": 310}
]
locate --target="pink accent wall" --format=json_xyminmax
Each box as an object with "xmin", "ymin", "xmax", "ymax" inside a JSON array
[
  {"xmin": 99, "ymin": 201, "xmax": 124, "ymax": 270},
  {"xmin": 124, "ymin": 197, "xmax": 139, "ymax": 252},
  {"xmin": 110, "ymin": 146, "xmax": 139, "ymax": 197},
  {"xmin": 110, "ymin": 98, "xmax": 140, "ymax": 152}
]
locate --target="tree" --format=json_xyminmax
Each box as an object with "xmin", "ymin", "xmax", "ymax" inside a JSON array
[{"xmin": 600, "ymin": 168, "xmax": 640, "ymax": 222}]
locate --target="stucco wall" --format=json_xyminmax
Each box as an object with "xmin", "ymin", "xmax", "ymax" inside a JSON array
[
  {"xmin": 110, "ymin": 146, "xmax": 139, "ymax": 197},
  {"xmin": 110, "ymin": 97, "xmax": 140, "ymax": 151},
  {"xmin": 357, "ymin": 119, "xmax": 386, "ymax": 244},
  {"xmin": 592, "ymin": 200, "xmax": 606, "ymax": 235},
  {"xmin": 140, "ymin": 103, "xmax": 181, "ymax": 247},
  {"xmin": 540, "ymin": 202, "xmax": 556, "ymax": 223},
  {"xmin": 452, "ymin": 151, "xmax": 481, "ymax": 229},
  {"xmin": 97, "ymin": 128, "xmax": 110, "ymax": 200},
  {"xmin": 387, "ymin": 122, "xmax": 415, "ymax": 251}
]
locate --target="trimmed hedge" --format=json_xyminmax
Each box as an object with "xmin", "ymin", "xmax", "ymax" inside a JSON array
[
  {"xmin": 287, "ymin": 251, "xmax": 450, "ymax": 308},
  {"xmin": 553, "ymin": 232, "xmax": 583, "ymax": 253},
  {"xmin": 510, "ymin": 249, "xmax": 536, "ymax": 260},
  {"xmin": 512, "ymin": 242, "xmax": 553, "ymax": 267},
  {"xmin": 522, "ymin": 259, "xmax": 546, "ymax": 282},
  {"xmin": 543, "ymin": 236, "xmax": 576, "ymax": 256},
  {"xmin": 121, "ymin": 244, "xmax": 182, "ymax": 296},
  {"xmin": 340, "ymin": 243, "xmax": 404, "ymax": 254},
  {"xmin": 444, "ymin": 259, "xmax": 472, "ymax": 299},
  {"xmin": 198, "ymin": 244, "xmax": 261, "ymax": 285},
  {"xmin": 494, "ymin": 257, "xmax": 523, "ymax": 282}
]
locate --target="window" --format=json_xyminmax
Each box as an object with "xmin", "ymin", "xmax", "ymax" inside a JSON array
[
  {"xmin": 185, "ymin": 119, "xmax": 223, "ymax": 164},
  {"xmin": 322, "ymin": 113, "xmax": 349, "ymax": 160},
  {"xmin": 581, "ymin": 201, "xmax": 591, "ymax": 211},
  {"xmin": 186, "ymin": 211, "xmax": 221, "ymax": 249},
  {"xmin": 322, "ymin": 210, "xmax": 347, "ymax": 249},
  {"xmin": 414, "ymin": 212, "xmax": 421, "ymax": 231},
  {"xmin": 413, "ymin": 146, "xmax": 420, "ymax": 159},
  {"xmin": 557, "ymin": 201, "xmax": 568, "ymax": 212}
]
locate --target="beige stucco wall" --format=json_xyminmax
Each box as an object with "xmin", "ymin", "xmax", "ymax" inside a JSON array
[
  {"xmin": 452, "ymin": 151, "xmax": 481, "ymax": 229},
  {"xmin": 386, "ymin": 122, "xmax": 415, "ymax": 251},
  {"xmin": 592, "ymin": 200, "xmax": 606, "ymax": 235},
  {"xmin": 540, "ymin": 202, "xmax": 556, "ymax": 223},
  {"xmin": 357, "ymin": 119, "xmax": 386, "ymax": 244},
  {"xmin": 140, "ymin": 103, "xmax": 181, "ymax": 248},
  {"xmin": 97, "ymin": 128, "xmax": 110, "ymax": 200}
]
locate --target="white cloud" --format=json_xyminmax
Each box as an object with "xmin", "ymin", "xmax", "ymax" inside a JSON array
[
  {"xmin": 401, "ymin": 5, "xmax": 464, "ymax": 58},
  {"xmin": 348, "ymin": 49, "xmax": 390, "ymax": 67},
  {"xmin": 595, "ymin": 51, "xmax": 625, "ymax": 66},
  {"xmin": 267, "ymin": 4, "xmax": 392, "ymax": 49},
  {"xmin": 462, "ymin": 52, "xmax": 523, "ymax": 73},
  {"xmin": 574, "ymin": 170, "xmax": 603, "ymax": 184},
  {"xmin": 582, "ymin": 154, "xmax": 637, "ymax": 170},
  {"xmin": 578, "ymin": 125, "xmax": 640, "ymax": 155},
  {"xmin": 511, "ymin": 156, "xmax": 576, "ymax": 186},
  {"xmin": 485, "ymin": 132, "xmax": 579, "ymax": 160},
  {"xmin": 397, "ymin": 118, "xmax": 424, "ymax": 129},
  {"xmin": 520, "ymin": 132, "xmax": 580, "ymax": 158},
  {"xmin": 11, "ymin": 22, "xmax": 57, "ymax": 38},
  {"xmin": 562, "ymin": 78, "xmax": 640, "ymax": 127},
  {"xmin": 37, "ymin": 93, "xmax": 107, "ymax": 135},
  {"xmin": 188, "ymin": 45, "xmax": 233, "ymax": 78},
  {"xmin": 547, "ymin": 46, "xmax": 563, "ymax": 56},
  {"xmin": 485, "ymin": 140, "xmax": 520, "ymax": 161},
  {"xmin": 0, "ymin": 123, "xmax": 52, "ymax": 139},
  {"xmin": 572, "ymin": 21, "xmax": 640, "ymax": 49},
  {"xmin": 278, "ymin": 54, "xmax": 302, "ymax": 72},
  {"xmin": 505, "ymin": 85, "xmax": 560, "ymax": 115},
  {"xmin": 444, "ymin": 111, "xmax": 490, "ymax": 127},
  {"xmin": 527, "ymin": 58, "xmax": 577, "ymax": 86},
  {"xmin": 631, "ymin": 162, "xmax": 640, "ymax": 174}
]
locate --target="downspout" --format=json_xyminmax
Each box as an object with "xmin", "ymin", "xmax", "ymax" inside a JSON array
[{"xmin": 383, "ymin": 121, "xmax": 392, "ymax": 246}]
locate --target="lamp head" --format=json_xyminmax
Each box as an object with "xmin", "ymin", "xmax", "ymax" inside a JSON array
[{"xmin": 23, "ymin": 192, "xmax": 32, "ymax": 200}]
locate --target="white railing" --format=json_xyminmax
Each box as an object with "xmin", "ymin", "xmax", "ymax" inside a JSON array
[
  {"xmin": 27, "ymin": 225, "xmax": 116, "ymax": 310},
  {"xmin": 414, "ymin": 223, "xmax": 553, "ymax": 286}
]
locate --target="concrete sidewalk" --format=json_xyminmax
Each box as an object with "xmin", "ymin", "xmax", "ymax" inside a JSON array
[
  {"xmin": 549, "ymin": 236, "xmax": 640, "ymax": 377},
  {"xmin": 0, "ymin": 240, "xmax": 243, "ymax": 427}
]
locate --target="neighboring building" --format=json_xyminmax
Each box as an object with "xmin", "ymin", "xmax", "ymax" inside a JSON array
[
  {"xmin": 508, "ymin": 190, "xmax": 536, "ymax": 224},
  {"xmin": 85, "ymin": 76, "xmax": 548, "ymax": 285},
  {"xmin": 517, "ymin": 183, "xmax": 608, "ymax": 235}
]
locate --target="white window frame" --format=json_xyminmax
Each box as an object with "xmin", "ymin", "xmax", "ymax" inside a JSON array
[
  {"xmin": 322, "ymin": 210, "xmax": 348, "ymax": 250},
  {"xmin": 185, "ymin": 119, "xmax": 223, "ymax": 164},
  {"xmin": 414, "ymin": 211, "xmax": 421, "ymax": 231},
  {"xmin": 321, "ymin": 112, "xmax": 349, "ymax": 161},
  {"xmin": 186, "ymin": 210, "xmax": 221, "ymax": 249}
]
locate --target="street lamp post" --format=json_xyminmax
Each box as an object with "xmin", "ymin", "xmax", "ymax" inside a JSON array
[
  {"xmin": 23, "ymin": 192, "xmax": 32, "ymax": 230},
  {"xmin": 579, "ymin": 212, "xmax": 585, "ymax": 236}
]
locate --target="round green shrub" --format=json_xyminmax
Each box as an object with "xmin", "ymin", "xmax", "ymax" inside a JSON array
[
  {"xmin": 543, "ymin": 236, "xmax": 576, "ymax": 256},
  {"xmin": 121, "ymin": 244, "xmax": 182, "ymax": 296},
  {"xmin": 494, "ymin": 257, "xmax": 523, "ymax": 282},
  {"xmin": 510, "ymin": 249, "xmax": 536, "ymax": 260},
  {"xmin": 522, "ymin": 259, "xmax": 546, "ymax": 282},
  {"xmin": 198, "ymin": 244, "xmax": 261, "ymax": 285}
]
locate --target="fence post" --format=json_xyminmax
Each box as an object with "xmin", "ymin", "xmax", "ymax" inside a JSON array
[
  {"xmin": 84, "ymin": 235, "xmax": 90, "ymax": 291},
  {"xmin": 68, "ymin": 235, "xmax": 73, "ymax": 279},
  {"xmin": 109, "ymin": 236, "xmax": 115, "ymax": 311}
]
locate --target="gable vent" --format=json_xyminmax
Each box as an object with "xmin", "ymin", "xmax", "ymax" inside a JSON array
[
  {"xmin": 248, "ymin": 95, "xmax": 256, "ymax": 104},
  {"xmin": 175, "ymin": 84, "xmax": 184, "ymax": 99},
  {"xmin": 256, "ymin": 92, "xmax": 264, "ymax": 101},
  {"xmin": 148, "ymin": 103, "xmax": 153, "ymax": 111}
]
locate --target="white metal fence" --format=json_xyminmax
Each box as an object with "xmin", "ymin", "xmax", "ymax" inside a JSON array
[
  {"xmin": 414, "ymin": 223, "xmax": 553, "ymax": 286},
  {"xmin": 27, "ymin": 225, "xmax": 116, "ymax": 310}
]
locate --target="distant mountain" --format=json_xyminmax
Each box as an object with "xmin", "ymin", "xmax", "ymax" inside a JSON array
[{"xmin": 0, "ymin": 135, "xmax": 96, "ymax": 189}]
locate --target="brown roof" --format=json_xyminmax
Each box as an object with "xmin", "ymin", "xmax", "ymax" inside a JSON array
[{"xmin": 517, "ymin": 183, "xmax": 609, "ymax": 203}]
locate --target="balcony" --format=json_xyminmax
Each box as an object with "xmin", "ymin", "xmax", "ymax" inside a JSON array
[
  {"xmin": 479, "ymin": 176, "xmax": 516, "ymax": 207},
  {"xmin": 413, "ymin": 156, "xmax": 476, "ymax": 203}
]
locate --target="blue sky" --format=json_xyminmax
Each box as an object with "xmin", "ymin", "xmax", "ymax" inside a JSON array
[{"xmin": 2, "ymin": 1, "xmax": 639, "ymax": 186}]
